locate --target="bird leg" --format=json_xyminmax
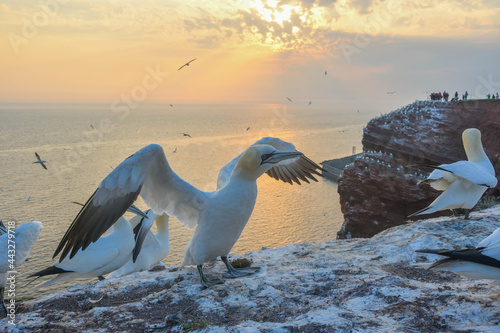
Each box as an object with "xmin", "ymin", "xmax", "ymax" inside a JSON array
[
  {"xmin": 197, "ymin": 265, "xmax": 223, "ymax": 288},
  {"xmin": 221, "ymin": 256, "xmax": 260, "ymax": 279},
  {"xmin": 0, "ymin": 287, "xmax": 7, "ymax": 319}
]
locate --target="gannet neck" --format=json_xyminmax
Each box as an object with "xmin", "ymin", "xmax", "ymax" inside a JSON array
[
  {"xmin": 155, "ymin": 215, "xmax": 169, "ymax": 242},
  {"xmin": 463, "ymin": 128, "xmax": 488, "ymax": 163},
  {"xmin": 113, "ymin": 216, "xmax": 132, "ymax": 233}
]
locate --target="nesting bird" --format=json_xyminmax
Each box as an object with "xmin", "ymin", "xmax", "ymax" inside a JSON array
[
  {"xmin": 108, "ymin": 210, "xmax": 170, "ymax": 278},
  {"xmin": 410, "ymin": 128, "xmax": 497, "ymax": 219},
  {"xmin": 52, "ymin": 138, "xmax": 324, "ymax": 287},
  {"xmin": 417, "ymin": 227, "xmax": 500, "ymax": 280},
  {"xmin": 30, "ymin": 206, "xmax": 148, "ymax": 289},
  {"xmin": 1, "ymin": 221, "xmax": 43, "ymax": 318}
]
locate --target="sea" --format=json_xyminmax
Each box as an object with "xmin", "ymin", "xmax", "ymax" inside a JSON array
[{"xmin": 0, "ymin": 102, "xmax": 378, "ymax": 300}]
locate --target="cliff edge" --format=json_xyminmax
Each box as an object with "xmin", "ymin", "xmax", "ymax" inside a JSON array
[
  {"xmin": 3, "ymin": 207, "xmax": 500, "ymax": 332},
  {"xmin": 335, "ymin": 100, "xmax": 500, "ymax": 239}
]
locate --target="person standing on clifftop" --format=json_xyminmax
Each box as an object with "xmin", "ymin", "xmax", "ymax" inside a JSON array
[{"xmin": 465, "ymin": 91, "xmax": 468, "ymax": 100}]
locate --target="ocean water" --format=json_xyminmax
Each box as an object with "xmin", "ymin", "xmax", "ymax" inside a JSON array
[{"xmin": 0, "ymin": 103, "xmax": 376, "ymax": 300}]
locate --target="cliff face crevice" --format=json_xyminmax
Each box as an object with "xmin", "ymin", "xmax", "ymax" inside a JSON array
[{"xmin": 337, "ymin": 100, "xmax": 500, "ymax": 239}]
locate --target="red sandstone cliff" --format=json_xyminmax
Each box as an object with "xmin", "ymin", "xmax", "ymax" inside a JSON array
[{"xmin": 335, "ymin": 100, "xmax": 500, "ymax": 239}]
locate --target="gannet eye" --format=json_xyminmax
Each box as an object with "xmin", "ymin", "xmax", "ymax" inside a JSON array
[{"xmin": 261, "ymin": 153, "xmax": 273, "ymax": 162}]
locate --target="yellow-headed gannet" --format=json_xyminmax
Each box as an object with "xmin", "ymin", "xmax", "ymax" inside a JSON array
[
  {"xmin": 416, "ymin": 227, "xmax": 500, "ymax": 279},
  {"xmin": 410, "ymin": 128, "xmax": 497, "ymax": 219},
  {"xmin": 178, "ymin": 58, "xmax": 197, "ymax": 71},
  {"xmin": 1, "ymin": 221, "xmax": 43, "ymax": 318},
  {"xmin": 33, "ymin": 152, "xmax": 47, "ymax": 170},
  {"xmin": 52, "ymin": 139, "xmax": 324, "ymax": 287},
  {"xmin": 108, "ymin": 210, "xmax": 170, "ymax": 278}
]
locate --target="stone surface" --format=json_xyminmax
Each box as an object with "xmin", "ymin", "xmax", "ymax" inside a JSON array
[
  {"xmin": 3, "ymin": 206, "xmax": 500, "ymax": 332},
  {"xmin": 335, "ymin": 100, "xmax": 500, "ymax": 239}
]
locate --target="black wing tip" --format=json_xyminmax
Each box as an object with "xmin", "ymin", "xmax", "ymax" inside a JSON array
[
  {"xmin": 415, "ymin": 249, "xmax": 450, "ymax": 255},
  {"xmin": 29, "ymin": 266, "xmax": 68, "ymax": 278}
]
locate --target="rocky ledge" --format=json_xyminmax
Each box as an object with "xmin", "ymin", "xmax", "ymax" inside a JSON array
[
  {"xmin": 335, "ymin": 100, "xmax": 500, "ymax": 239},
  {"xmin": 4, "ymin": 206, "xmax": 500, "ymax": 332}
]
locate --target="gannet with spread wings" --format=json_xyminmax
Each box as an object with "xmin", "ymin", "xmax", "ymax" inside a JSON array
[{"xmin": 54, "ymin": 138, "xmax": 324, "ymax": 287}]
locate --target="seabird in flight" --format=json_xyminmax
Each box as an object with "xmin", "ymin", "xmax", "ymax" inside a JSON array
[
  {"xmin": 33, "ymin": 152, "xmax": 47, "ymax": 170},
  {"xmin": 52, "ymin": 139, "xmax": 324, "ymax": 288},
  {"xmin": 183, "ymin": 133, "xmax": 192, "ymax": 138},
  {"xmin": 178, "ymin": 58, "xmax": 197, "ymax": 71}
]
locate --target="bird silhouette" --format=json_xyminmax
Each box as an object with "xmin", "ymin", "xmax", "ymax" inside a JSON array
[
  {"xmin": 178, "ymin": 58, "xmax": 197, "ymax": 71},
  {"xmin": 33, "ymin": 152, "xmax": 47, "ymax": 170}
]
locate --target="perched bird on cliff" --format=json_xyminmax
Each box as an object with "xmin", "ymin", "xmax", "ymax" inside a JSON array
[
  {"xmin": 1, "ymin": 221, "xmax": 43, "ymax": 318},
  {"xmin": 52, "ymin": 139, "xmax": 324, "ymax": 287},
  {"xmin": 108, "ymin": 210, "xmax": 170, "ymax": 278},
  {"xmin": 29, "ymin": 207, "xmax": 144, "ymax": 289},
  {"xmin": 409, "ymin": 128, "xmax": 497, "ymax": 220},
  {"xmin": 33, "ymin": 152, "xmax": 47, "ymax": 170},
  {"xmin": 416, "ymin": 227, "xmax": 500, "ymax": 280}
]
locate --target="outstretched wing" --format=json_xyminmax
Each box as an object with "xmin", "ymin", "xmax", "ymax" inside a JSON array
[
  {"xmin": 423, "ymin": 161, "xmax": 497, "ymax": 188},
  {"xmin": 217, "ymin": 137, "xmax": 325, "ymax": 189},
  {"xmin": 54, "ymin": 144, "xmax": 208, "ymax": 261}
]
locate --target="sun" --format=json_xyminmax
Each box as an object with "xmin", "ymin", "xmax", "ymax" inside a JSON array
[{"xmin": 249, "ymin": 0, "xmax": 297, "ymax": 25}]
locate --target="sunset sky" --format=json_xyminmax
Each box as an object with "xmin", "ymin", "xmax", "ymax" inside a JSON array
[{"xmin": 1, "ymin": 0, "xmax": 500, "ymax": 111}]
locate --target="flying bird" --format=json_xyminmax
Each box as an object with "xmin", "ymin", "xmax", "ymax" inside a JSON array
[
  {"xmin": 52, "ymin": 139, "xmax": 324, "ymax": 288},
  {"xmin": 1, "ymin": 221, "xmax": 43, "ymax": 318},
  {"xmin": 173, "ymin": 147, "xmax": 177, "ymax": 153},
  {"xmin": 409, "ymin": 128, "xmax": 497, "ymax": 220},
  {"xmin": 178, "ymin": 58, "xmax": 197, "ymax": 71},
  {"xmin": 170, "ymin": 104, "xmax": 174, "ymax": 107},
  {"xmin": 183, "ymin": 133, "xmax": 192, "ymax": 138},
  {"xmin": 286, "ymin": 97, "xmax": 293, "ymax": 102},
  {"xmin": 33, "ymin": 152, "xmax": 47, "ymax": 170},
  {"xmin": 246, "ymin": 127, "xmax": 250, "ymax": 131},
  {"xmin": 308, "ymin": 101, "xmax": 312, "ymax": 106},
  {"xmin": 108, "ymin": 210, "xmax": 170, "ymax": 278},
  {"xmin": 387, "ymin": 91, "xmax": 397, "ymax": 94},
  {"xmin": 416, "ymin": 227, "xmax": 500, "ymax": 280},
  {"xmin": 324, "ymin": 71, "xmax": 327, "ymax": 76}
]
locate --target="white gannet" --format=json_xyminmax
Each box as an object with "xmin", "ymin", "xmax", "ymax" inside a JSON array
[
  {"xmin": 108, "ymin": 210, "xmax": 170, "ymax": 278},
  {"xmin": 1, "ymin": 221, "xmax": 43, "ymax": 318},
  {"xmin": 178, "ymin": 58, "xmax": 197, "ymax": 71},
  {"xmin": 52, "ymin": 140, "xmax": 324, "ymax": 287},
  {"xmin": 416, "ymin": 227, "xmax": 500, "ymax": 279},
  {"xmin": 410, "ymin": 128, "xmax": 497, "ymax": 219},
  {"xmin": 29, "ymin": 213, "xmax": 136, "ymax": 289},
  {"xmin": 33, "ymin": 152, "xmax": 47, "ymax": 170}
]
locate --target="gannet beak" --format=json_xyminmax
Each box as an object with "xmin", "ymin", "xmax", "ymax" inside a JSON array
[
  {"xmin": 261, "ymin": 151, "xmax": 303, "ymax": 165},
  {"xmin": 127, "ymin": 205, "xmax": 149, "ymax": 218}
]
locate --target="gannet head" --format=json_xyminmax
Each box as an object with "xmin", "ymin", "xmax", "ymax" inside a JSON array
[
  {"xmin": 463, "ymin": 128, "xmax": 487, "ymax": 162},
  {"xmin": 235, "ymin": 144, "xmax": 303, "ymax": 179}
]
